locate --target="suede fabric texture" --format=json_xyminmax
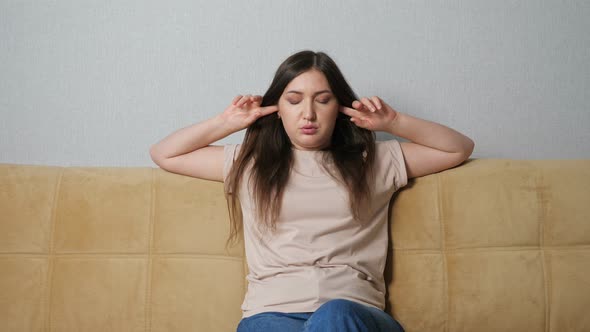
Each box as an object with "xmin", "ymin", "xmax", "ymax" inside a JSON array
[{"xmin": 0, "ymin": 159, "xmax": 589, "ymax": 331}]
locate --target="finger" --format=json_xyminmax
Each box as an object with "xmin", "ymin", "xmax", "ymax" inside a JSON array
[
  {"xmin": 235, "ymin": 95, "xmax": 247, "ymax": 107},
  {"xmin": 360, "ymin": 97, "xmax": 377, "ymax": 112},
  {"xmin": 251, "ymin": 95, "xmax": 263, "ymax": 106},
  {"xmin": 340, "ymin": 105, "xmax": 363, "ymax": 118},
  {"xmin": 232, "ymin": 95, "xmax": 243, "ymax": 105},
  {"xmin": 352, "ymin": 100, "xmax": 368, "ymax": 112},
  {"xmin": 236, "ymin": 94, "xmax": 252, "ymax": 107},
  {"xmin": 245, "ymin": 94, "xmax": 258, "ymax": 105},
  {"xmin": 260, "ymin": 105, "xmax": 279, "ymax": 116},
  {"xmin": 371, "ymin": 96, "xmax": 382, "ymax": 110}
]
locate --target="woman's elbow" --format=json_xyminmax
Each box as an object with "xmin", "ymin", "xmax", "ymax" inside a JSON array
[
  {"xmin": 463, "ymin": 139, "xmax": 475, "ymax": 159},
  {"xmin": 149, "ymin": 146, "xmax": 166, "ymax": 166}
]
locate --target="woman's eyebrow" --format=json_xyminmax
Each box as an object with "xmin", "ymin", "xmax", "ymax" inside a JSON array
[{"xmin": 286, "ymin": 90, "xmax": 332, "ymax": 96}]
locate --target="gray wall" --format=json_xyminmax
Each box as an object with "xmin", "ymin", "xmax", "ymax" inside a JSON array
[{"xmin": 1, "ymin": 1, "xmax": 589, "ymax": 167}]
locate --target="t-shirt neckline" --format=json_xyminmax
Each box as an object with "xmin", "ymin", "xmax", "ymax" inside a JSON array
[{"xmin": 291, "ymin": 148, "xmax": 333, "ymax": 178}]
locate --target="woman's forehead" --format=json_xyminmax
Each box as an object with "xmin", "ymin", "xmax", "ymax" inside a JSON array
[{"xmin": 284, "ymin": 70, "xmax": 332, "ymax": 94}]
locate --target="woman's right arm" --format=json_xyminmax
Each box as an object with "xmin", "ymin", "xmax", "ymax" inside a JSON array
[{"xmin": 149, "ymin": 95, "xmax": 278, "ymax": 182}]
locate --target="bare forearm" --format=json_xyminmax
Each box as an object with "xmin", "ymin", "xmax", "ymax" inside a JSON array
[
  {"xmin": 150, "ymin": 115, "xmax": 234, "ymax": 160},
  {"xmin": 387, "ymin": 112, "xmax": 474, "ymax": 154}
]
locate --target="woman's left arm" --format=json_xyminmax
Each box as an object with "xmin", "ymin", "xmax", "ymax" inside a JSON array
[
  {"xmin": 340, "ymin": 96, "xmax": 475, "ymax": 179},
  {"xmin": 388, "ymin": 111, "xmax": 475, "ymax": 179}
]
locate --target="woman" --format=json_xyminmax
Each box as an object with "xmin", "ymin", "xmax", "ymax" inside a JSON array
[{"xmin": 150, "ymin": 50, "xmax": 474, "ymax": 332}]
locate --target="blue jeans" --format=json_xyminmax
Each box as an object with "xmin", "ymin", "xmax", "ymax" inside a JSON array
[{"xmin": 236, "ymin": 299, "xmax": 405, "ymax": 332}]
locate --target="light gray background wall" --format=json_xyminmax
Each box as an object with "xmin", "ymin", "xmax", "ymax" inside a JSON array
[{"xmin": 1, "ymin": 1, "xmax": 589, "ymax": 167}]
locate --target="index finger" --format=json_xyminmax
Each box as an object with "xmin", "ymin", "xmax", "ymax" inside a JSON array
[
  {"xmin": 232, "ymin": 95, "xmax": 243, "ymax": 105},
  {"xmin": 339, "ymin": 105, "xmax": 363, "ymax": 118},
  {"xmin": 260, "ymin": 105, "xmax": 279, "ymax": 116}
]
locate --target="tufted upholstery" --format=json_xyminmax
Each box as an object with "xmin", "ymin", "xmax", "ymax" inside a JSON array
[{"xmin": 1, "ymin": 159, "xmax": 589, "ymax": 331}]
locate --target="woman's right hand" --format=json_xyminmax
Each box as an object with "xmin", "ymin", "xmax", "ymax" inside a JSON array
[{"xmin": 219, "ymin": 95, "xmax": 279, "ymax": 132}]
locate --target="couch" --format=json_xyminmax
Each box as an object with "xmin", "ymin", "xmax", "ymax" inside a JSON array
[{"xmin": 1, "ymin": 159, "xmax": 589, "ymax": 331}]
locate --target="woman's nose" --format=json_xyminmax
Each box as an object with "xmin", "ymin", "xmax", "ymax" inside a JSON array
[{"xmin": 303, "ymin": 103, "xmax": 316, "ymax": 121}]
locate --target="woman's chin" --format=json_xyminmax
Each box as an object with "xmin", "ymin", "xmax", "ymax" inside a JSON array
[{"xmin": 292, "ymin": 140, "xmax": 329, "ymax": 151}]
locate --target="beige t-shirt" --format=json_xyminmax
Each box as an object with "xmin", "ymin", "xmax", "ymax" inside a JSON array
[{"xmin": 223, "ymin": 140, "xmax": 408, "ymax": 318}]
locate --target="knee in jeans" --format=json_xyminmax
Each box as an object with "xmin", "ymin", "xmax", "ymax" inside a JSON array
[{"xmin": 317, "ymin": 299, "xmax": 365, "ymax": 316}]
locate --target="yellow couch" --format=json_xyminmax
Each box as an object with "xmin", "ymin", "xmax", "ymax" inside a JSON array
[{"xmin": 1, "ymin": 159, "xmax": 589, "ymax": 331}]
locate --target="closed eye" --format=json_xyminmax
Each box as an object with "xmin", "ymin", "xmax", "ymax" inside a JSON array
[{"xmin": 286, "ymin": 98, "xmax": 331, "ymax": 105}]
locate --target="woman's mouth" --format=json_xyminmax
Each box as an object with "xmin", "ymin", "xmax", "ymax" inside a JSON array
[{"xmin": 301, "ymin": 125, "xmax": 318, "ymax": 135}]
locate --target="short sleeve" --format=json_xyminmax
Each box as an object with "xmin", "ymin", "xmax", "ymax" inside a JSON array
[
  {"xmin": 376, "ymin": 139, "xmax": 408, "ymax": 192},
  {"xmin": 223, "ymin": 144, "xmax": 241, "ymax": 194}
]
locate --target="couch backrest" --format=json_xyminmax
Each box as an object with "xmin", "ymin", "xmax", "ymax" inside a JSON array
[
  {"xmin": 1, "ymin": 159, "xmax": 589, "ymax": 331},
  {"xmin": 0, "ymin": 165, "xmax": 245, "ymax": 331},
  {"xmin": 387, "ymin": 159, "xmax": 590, "ymax": 332}
]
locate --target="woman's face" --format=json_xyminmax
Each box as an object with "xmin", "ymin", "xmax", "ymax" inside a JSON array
[{"xmin": 277, "ymin": 69, "xmax": 339, "ymax": 151}]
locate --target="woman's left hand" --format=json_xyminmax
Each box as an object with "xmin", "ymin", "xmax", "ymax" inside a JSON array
[{"xmin": 339, "ymin": 96, "xmax": 399, "ymax": 132}]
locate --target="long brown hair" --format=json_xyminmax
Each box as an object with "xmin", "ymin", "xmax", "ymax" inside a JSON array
[{"xmin": 225, "ymin": 50, "xmax": 376, "ymax": 246}]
